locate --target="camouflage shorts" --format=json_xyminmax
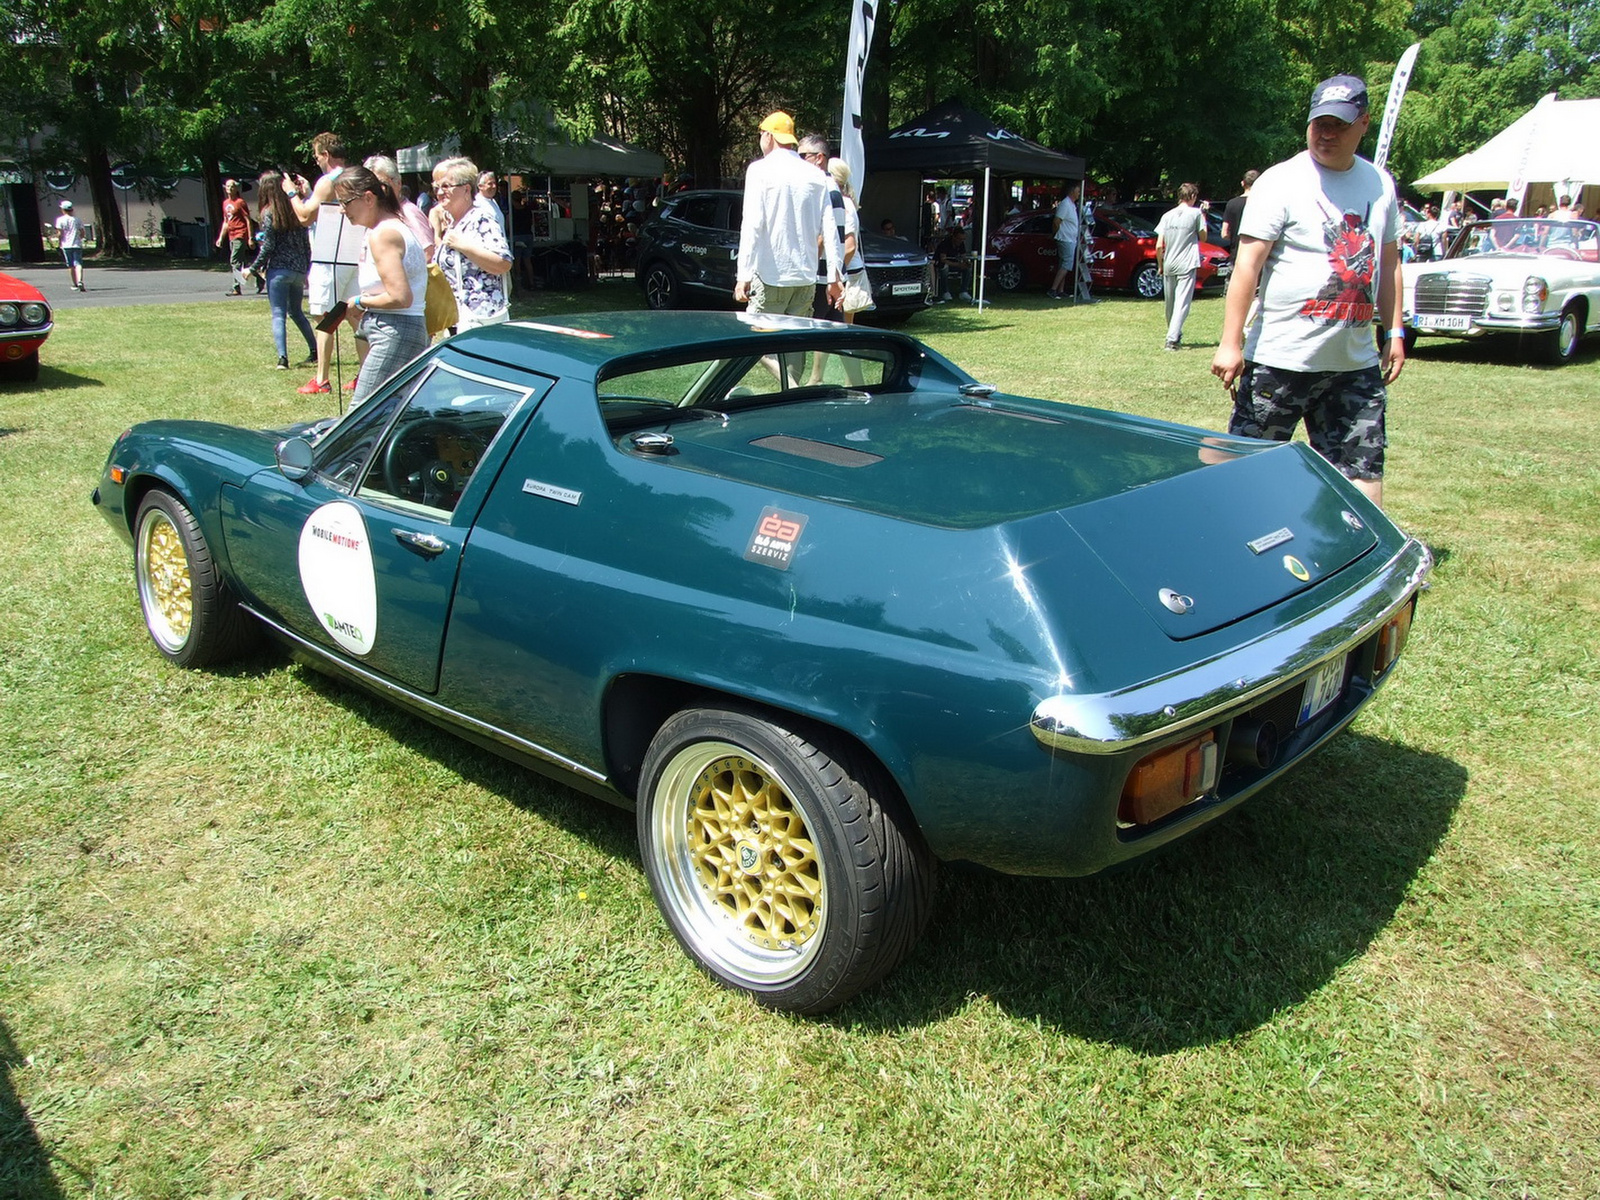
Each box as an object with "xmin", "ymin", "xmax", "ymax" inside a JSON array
[{"xmin": 1228, "ymin": 363, "xmax": 1387, "ymax": 481}]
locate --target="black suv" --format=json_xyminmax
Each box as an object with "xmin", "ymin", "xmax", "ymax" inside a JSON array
[{"xmin": 635, "ymin": 189, "xmax": 932, "ymax": 322}]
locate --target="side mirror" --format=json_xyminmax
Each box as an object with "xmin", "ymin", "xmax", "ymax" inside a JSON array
[{"xmin": 276, "ymin": 436, "xmax": 314, "ymax": 482}]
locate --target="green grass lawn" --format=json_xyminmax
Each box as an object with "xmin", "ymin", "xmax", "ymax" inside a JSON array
[{"xmin": 2, "ymin": 281, "xmax": 1597, "ymax": 1198}]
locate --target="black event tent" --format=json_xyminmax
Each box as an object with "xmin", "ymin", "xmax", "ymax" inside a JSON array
[
  {"xmin": 861, "ymin": 100, "xmax": 1085, "ymax": 306},
  {"xmin": 865, "ymin": 99, "xmax": 1086, "ymax": 179}
]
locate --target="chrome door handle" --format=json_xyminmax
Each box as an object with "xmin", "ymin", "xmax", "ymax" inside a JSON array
[{"xmin": 393, "ymin": 529, "xmax": 448, "ymax": 556}]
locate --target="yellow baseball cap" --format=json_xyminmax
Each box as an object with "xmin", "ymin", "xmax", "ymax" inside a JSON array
[{"xmin": 759, "ymin": 111, "xmax": 798, "ymax": 146}]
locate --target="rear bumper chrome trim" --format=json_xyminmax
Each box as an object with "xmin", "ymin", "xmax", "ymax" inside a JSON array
[{"xmin": 1031, "ymin": 537, "xmax": 1432, "ymax": 754}]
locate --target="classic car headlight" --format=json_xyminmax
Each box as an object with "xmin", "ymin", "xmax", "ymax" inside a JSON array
[
  {"xmin": 1522, "ymin": 276, "xmax": 1549, "ymax": 313},
  {"xmin": 20, "ymin": 302, "xmax": 48, "ymax": 325},
  {"xmin": 0, "ymin": 303, "xmax": 18, "ymax": 325}
]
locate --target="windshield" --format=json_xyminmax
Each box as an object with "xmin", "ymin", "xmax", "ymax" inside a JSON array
[
  {"xmin": 1100, "ymin": 208, "xmax": 1157, "ymax": 236},
  {"xmin": 1450, "ymin": 219, "xmax": 1600, "ymax": 261}
]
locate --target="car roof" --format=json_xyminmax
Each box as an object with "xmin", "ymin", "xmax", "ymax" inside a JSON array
[{"xmin": 445, "ymin": 311, "xmax": 927, "ymax": 381}]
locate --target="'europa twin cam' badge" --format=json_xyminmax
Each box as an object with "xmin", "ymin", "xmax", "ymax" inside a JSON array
[{"xmin": 744, "ymin": 507, "xmax": 807, "ymax": 570}]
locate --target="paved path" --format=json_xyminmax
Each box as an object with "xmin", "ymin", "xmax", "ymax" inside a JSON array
[{"xmin": 4, "ymin": 260, "xmax": 261, "ymax": 310}]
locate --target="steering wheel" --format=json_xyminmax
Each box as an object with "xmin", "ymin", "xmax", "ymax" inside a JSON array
[
  {"xmin": 382, "ymin": 418, "xmax": 489, "ymax": 510},
  {"xmin": 1544, "ymin": 246, "xmax": 1580, "ymax": 260}
]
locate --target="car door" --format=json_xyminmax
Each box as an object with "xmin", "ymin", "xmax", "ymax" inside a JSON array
[
  {"xmin": 664, "ymin": 194, "xmax": 735, "ymax": 293},
  {"xmin": 1089, "ymin": 214, "xmax": 1136, "ymax": 287},
  {"xmin": 704, "ymin": 194, "xmax": 743, "ymax": 294},
  {"xmin": 221, "ymin": 357, "xmax": 549, "ymax": 694}
]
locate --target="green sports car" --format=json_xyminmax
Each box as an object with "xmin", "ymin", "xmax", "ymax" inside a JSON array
[{"xmin": 93, "ymin": 312, "xmax": 1431, "ymax": 1013}]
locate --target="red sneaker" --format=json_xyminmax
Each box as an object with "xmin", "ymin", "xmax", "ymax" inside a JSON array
[
  {"xmin": 343, "ymin": 377, "xmax": 357, "ymax": 391},
  {"xmin": 297, "ymin": 378, "xmax": 331, "ymax": 394}
]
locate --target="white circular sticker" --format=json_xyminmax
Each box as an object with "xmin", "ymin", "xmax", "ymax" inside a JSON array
[{"xmin": 298, "ymin": 501, "xmax": 377, "ymax": 656}]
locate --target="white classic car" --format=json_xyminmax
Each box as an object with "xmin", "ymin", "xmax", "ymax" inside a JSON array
[{"xmin": 1403, "ymin": 218, "xmax": 1600, "ymax": 365}]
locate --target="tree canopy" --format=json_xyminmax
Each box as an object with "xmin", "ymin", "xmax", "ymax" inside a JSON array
[{"xmin": 3, "ymin": 0, "xmax": 1594, "ymax": 253}]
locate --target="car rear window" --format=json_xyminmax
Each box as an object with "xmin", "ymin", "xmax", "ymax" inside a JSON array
[{"xmin": 596, "ymin": 342, "xmax": 907, "ymax": 433}]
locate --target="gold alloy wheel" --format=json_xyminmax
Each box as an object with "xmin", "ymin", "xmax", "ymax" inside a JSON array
[
  {"xmin": 690, "ymin": 753, "xmax": 821, "ymax": 949},
  {"xmin": 649, "ymin": 740, "xmax": 828, "ymax": 985},
  {"xmin": 137, "ymin": 507, "xmax": 194, "ymax": 653}
]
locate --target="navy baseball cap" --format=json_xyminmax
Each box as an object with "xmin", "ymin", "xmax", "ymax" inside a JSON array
[{"xmin": 1308, "ymin": 76, "xmax": 1369, "ymax": 123}]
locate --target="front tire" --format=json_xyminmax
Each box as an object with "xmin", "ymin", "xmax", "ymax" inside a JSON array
[
  {"xmin": 1533, "ymin": 308, "xmax": 1582, "ymax": 365},
  {"xmin": 642, "ymin": 262, "xmax": 680, "ymax": 311},
  {"xmin": 134, "ymin": 490, "xmax": 258, "ymax": 668},
  {"xmin": 638, "ymin": 707, "xmax": 934, "ymax": 1014},
  {"xmin": 994, "ymin": 259, "xmax": 1024, "ymax": 292},
  {"xmin": 1134, "ymin": 261, "xmax": 1162, "ymax": 300}
]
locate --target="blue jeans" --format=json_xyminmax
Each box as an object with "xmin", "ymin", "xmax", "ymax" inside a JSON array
[{"xmin": 267, "ymin": 269, "xmax": 317, "ymax": 360}]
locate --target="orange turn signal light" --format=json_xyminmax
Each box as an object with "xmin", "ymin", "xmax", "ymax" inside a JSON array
[
  {"xmin": 1119, "ymin": 730, "xmax": 1219, "ymax": 826},
  {"xmin": 1374, "ymin": 600, "xmax": 1414, "ymax": 676},
  {"xmin": 109, "ymin": 465, "xmax": 126, "ymax": 484}
]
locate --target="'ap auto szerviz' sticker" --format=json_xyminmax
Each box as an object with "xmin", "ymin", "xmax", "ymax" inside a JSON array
[
  {"xmin": 744, "ymin": 507, "xmax": 807, "ymax": 570},
  {"xmin": 298, "ymin": 501, "xmax": 378, "ymax": 655}
]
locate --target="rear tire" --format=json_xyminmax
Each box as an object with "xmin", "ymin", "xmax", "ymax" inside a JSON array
[
  {"xmin": 1134, "ymin": 262, "xmax": 1162, "ymax": 300},
  {"xmin": 134, "ymin": 490, "xmax": 259, "ymax": 668},
  {"xmin": 637, "ymin": 706, "xmax": 934, "ymax": 1014}
]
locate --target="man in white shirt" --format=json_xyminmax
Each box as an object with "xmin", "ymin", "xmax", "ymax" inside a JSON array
[
  {"xmin": 1048, "ymin": 181, "xmax": 1081, "ymax": 300},
  {"xmin": 1211, "ymin": 74, "xmax": 1404, "ymax": 507},
  {"xmin": 1155, "ymin": 183, "xmax": 1207, "ymax": 349},
  {"xmin": 735, "ymin": 111, "xmax": 842, "ymax": 317},
  {"xmin": 478, "ymin": 172, "xmax": 507, "ymax": 237},
  {"xmin": 291, "ymin": 132, "xmax": 361, "ymax": 394}
]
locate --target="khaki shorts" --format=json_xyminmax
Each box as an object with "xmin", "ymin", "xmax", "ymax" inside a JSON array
[{"xmin": 746, "ymin": 278, "xmax": 816, "ymax": 317}]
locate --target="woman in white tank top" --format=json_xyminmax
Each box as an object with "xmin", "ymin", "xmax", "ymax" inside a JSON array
[{"xmin": 335, "ymin": 166, "xmax": 430, "ymax": 407}]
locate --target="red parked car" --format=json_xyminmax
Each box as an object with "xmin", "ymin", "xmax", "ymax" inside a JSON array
[
  {"xmin": 0, "ymin": 270, "xmax": 53, "ymax": 382},
  {"xmin": 988, "ymin": 207, "xmax": 1231, "ymax": 299}
]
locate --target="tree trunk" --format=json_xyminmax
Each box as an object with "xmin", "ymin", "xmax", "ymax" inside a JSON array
[
  {"xmin": 85, "ymin": 142, "xmax": 129, "ymax": 258},
  {"xmin": 73, "ymin": 73, "xmax": 130, "ymax": 257}
]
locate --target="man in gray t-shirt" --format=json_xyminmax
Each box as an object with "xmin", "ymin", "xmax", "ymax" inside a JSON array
[
  {"xmin": 1155, "ymin": 183, "xmax": 1206, "ymax": 349},
  {"xmin": 1210, "ymin": 74, "xmax": 1405, "ymax": 507}
]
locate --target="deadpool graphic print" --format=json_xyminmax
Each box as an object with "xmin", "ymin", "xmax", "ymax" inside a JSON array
[{"xmin": 1298, "ymin": 206, "xmax": 1376, "ymax": 327}]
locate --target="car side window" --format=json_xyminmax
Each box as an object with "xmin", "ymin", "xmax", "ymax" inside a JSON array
[
  {"xmin": 312, "ymin": 376, "xmax": 422, "ymax": 492},
  {"xmin": 355, "ymin": 365, "xmax": 529, "ymax": 514},
  {"xmin": 676, "ymin": 197, "xmax": 720, "ymax": 230}
]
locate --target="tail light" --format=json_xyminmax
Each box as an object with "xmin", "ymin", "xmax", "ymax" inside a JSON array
[
  {"xmin": 1374, "ymin": 599, "xmax": 1415, "ymax": 676},
  {"xmin": 1119, "ymin": 731, "xmax": 1218, "ymax": 826}
]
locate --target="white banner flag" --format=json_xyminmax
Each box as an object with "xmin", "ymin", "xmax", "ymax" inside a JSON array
[
  {"xmin": 1373, "ymin": 42, "xmax": 1420, "ymax": 173},
  {"xmin": 841, "ymin": 0, "xmax": 877, "ymax": 203}
]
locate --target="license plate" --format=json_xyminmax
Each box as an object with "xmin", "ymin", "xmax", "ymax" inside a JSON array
[
  {"xmin": 1415, "ymin": 313, "xmax": 1472, "ymax": 331},
  {"xmin": 891, "ymin": 282, "xmax": 922, "ymax": 295},
  {"xmin": 1214, "ymin": 264, "xmax": 1232, "ymax": 277},
  {"xmin": 1298, "ymin": 655, "xmax": 1347, "ymax": 725}
]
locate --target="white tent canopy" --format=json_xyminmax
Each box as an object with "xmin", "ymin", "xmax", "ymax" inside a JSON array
[{"xmin": 1414, "ymin": 97, "xmax": 1600, "ymax": 192}]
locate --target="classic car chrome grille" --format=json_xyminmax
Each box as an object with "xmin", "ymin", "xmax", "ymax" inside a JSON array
[{"xmin": 1413, "ymin": 273, "xmax": 1490, "ymax": 316}]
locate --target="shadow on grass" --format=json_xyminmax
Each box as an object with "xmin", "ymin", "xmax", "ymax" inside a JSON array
[
  {"xmin": 1406, "ymin": 335, "xmax": 1595, "ymax": 369},
  {"xmin": 290, "ymin": 662, "xmax": 638, "ymax": 854},
  {"xmin": 0, "ymin": 1019, "xmax": 66, "ymax": 1199},
  {"xmin": 272, "ymin": 651, "xmax": 1463, "ymax": 1049},
  {"xmin": 862, "ymin": 730, "xmax": 1468, "ymax": 1047},
  {"xmin": 28, "ymin": 365, "xmax": 103, "ymax": 390}
]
